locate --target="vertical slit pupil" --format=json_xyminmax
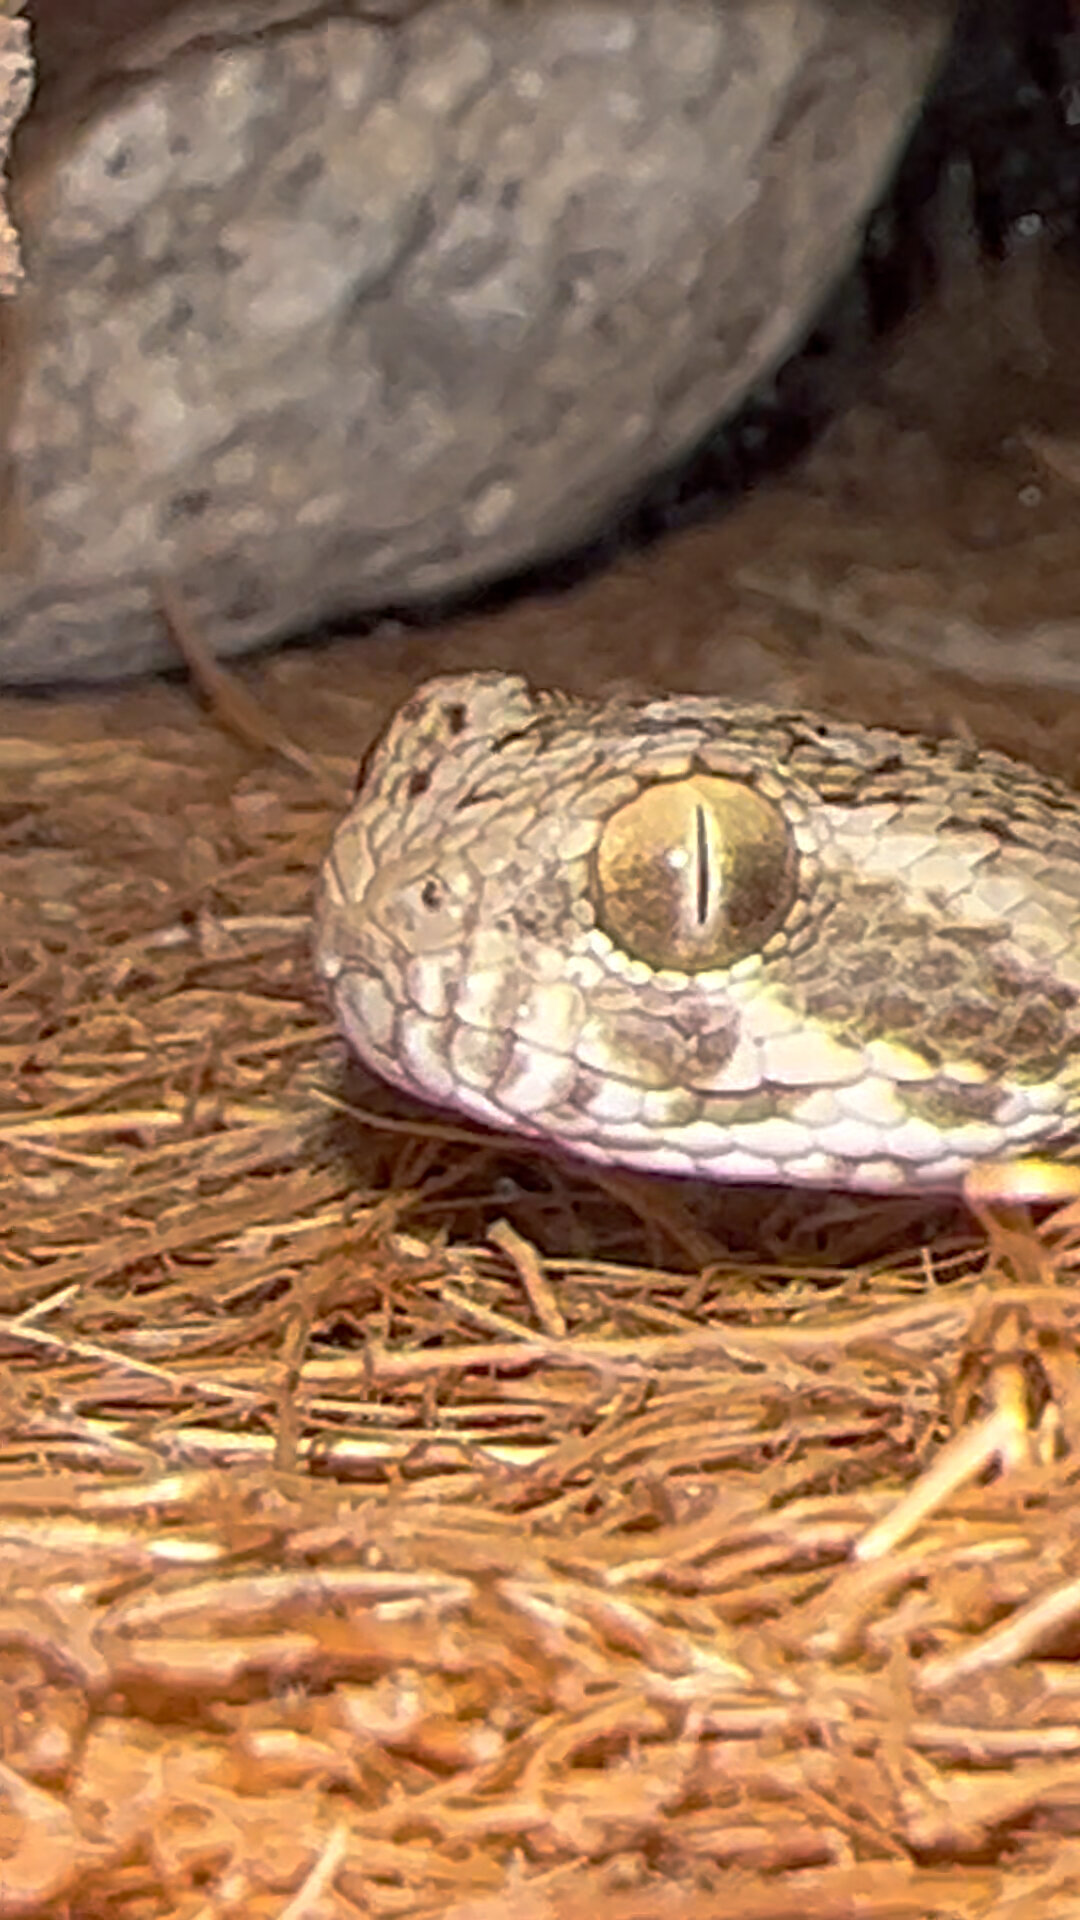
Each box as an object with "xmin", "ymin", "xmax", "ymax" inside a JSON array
[{"xmin": 695, "ymin": 803, "xmax": 709, "ymax": 926}]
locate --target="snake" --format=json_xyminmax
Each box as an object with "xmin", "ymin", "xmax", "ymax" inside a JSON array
[{"xmin": 315, "ymin": 671, "xmax": 1080, "ymax": 1191}]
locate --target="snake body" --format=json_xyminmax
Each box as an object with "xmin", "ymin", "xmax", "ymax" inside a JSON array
[{"xmin": 316, "ymin": 672, "xmax": 1080, "ymax": 1190}]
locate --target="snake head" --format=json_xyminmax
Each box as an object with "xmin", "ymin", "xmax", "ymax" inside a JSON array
[{"xmin": 316, "ymin": 672, "xmax": 1080, "ymax": 1190}]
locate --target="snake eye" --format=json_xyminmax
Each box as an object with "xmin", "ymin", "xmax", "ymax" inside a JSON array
[{"xmin": 593, "ymin": 776, "xmax": 797, "ymax": 973}]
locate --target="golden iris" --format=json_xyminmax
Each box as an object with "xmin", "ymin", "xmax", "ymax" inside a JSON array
[{"xmin": 593, "ymin": 775, "xmax": 797, "ymax": 972}]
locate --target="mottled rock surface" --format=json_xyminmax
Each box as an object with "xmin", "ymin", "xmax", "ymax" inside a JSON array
[
  {"xmin": 0, "ymin": 8, "xmax": 32, "ymax": 294},
  {"xmin": 3, "ymin": 0, "xmax": 952, "ymax": 682}
]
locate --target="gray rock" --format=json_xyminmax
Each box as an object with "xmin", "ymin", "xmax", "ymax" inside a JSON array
[
  {"xmin": 3, "ymin": 0, "xmax": 952, "ymax": 682},
  {"xmin": 0, "ymin": 12, "xmax": 33, "ymax": 295}
]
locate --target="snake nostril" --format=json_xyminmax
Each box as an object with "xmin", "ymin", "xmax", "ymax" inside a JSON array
[{"xmin": 420, "ymin": 879, "xmax": 442, "ymax": 910}]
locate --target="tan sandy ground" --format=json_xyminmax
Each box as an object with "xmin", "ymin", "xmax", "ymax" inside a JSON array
[{"xmin": 6, "ymin": 246, "xmax": 1080, "ymax": 1917}]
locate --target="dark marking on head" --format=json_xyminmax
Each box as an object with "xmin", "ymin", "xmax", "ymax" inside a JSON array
[{"xmin": 456, "ymin": 784, "xmax": 502, "ymax": 810}]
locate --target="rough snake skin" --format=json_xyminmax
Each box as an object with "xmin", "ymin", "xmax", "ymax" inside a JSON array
[{"xmin": 316, "ymin": 672, "xmax": 1080, "ymax": 1191}]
